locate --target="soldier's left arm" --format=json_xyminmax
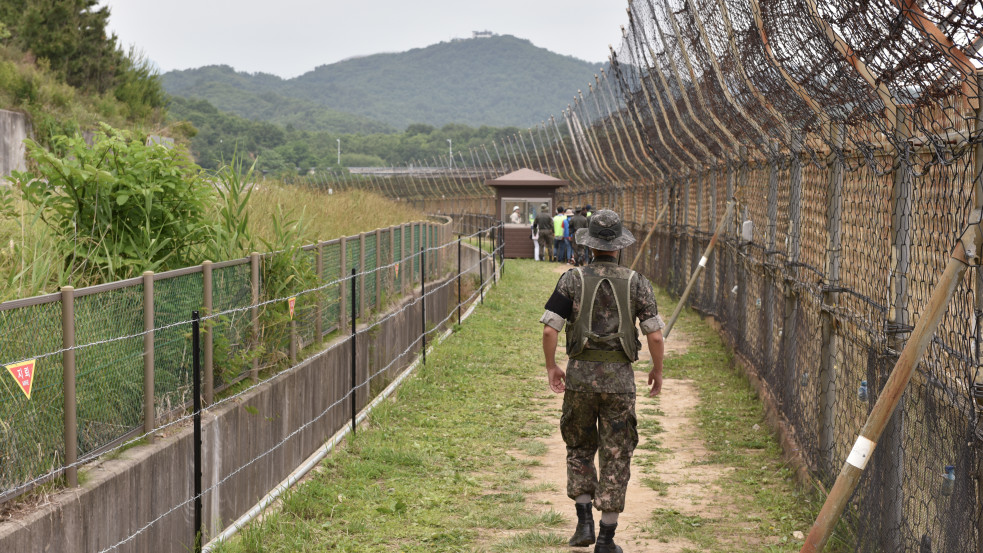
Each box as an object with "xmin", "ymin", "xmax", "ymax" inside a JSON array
[{"xmin": 633, "ymin": 274, "xmax": 666, "ymax": 397}]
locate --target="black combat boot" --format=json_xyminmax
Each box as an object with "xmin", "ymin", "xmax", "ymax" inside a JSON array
[
  {"xmin": 594, "ymin": 521, "xmax": 622, "ymax": 553},
  {"xmin": 569, "ymin": 502, "xmax": 595, "ymax": 546}
]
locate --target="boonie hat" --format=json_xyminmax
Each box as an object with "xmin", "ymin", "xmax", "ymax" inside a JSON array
[
  {"xmin": 513, "ymin": 205, "xmax": 520, "ymax": 211},
  {"xmin": 575, "ymin": 209, "xmax": 635, "ymax": 251},
  {"xmin": 565, "ymin": 209, "xmax": 574, "ymax": 216}
]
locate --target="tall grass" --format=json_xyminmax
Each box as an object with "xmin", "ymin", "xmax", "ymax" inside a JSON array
[
  {"xmin": 0, "ymin": 179, "xmax": 425, "ymax": 302},
  {"xmin": 247, "ymin": 185, "xmax": 426, "ymax": 247}
]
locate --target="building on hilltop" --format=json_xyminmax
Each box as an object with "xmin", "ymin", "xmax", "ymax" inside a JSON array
[{"xmin": 472, "ymin": 30, "xmax": 495, "ymax": 38}]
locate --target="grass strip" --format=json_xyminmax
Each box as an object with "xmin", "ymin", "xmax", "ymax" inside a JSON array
[
  {"xmin": 214, "ymin": 259, "xmax": 560, "ymax": 552},
  {"xmin": 214, "ymin": 260, "xmax": 838, "ymax": 553}
]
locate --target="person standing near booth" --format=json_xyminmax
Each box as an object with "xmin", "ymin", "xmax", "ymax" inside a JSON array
[
  {"xmin": 534, "ymin": 203, "xmax": 555, "ymax": 261},
  {"xmin": 553, "ymin": 206, "xmax": 568, "ymax": 263}
]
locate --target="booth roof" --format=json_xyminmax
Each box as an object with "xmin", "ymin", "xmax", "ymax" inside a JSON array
[{"xmin": 484, "ymin": 168, "xmax": 568, "ymax": 188}]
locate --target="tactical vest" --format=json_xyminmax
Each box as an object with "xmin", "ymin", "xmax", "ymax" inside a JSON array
[{"xmin": 565, "ymin": 264, "xmax": 641, "ymax": 363}]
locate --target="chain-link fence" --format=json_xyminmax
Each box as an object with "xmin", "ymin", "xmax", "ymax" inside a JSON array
[
  {"xmin": 325, "ymin": 2, "xmax": 983, "ymax": 549},
  {"xmin": 0, "ymin": 218, "xmax": 458, "ymax": 506}
]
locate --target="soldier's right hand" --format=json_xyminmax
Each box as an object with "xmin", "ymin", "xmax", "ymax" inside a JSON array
[{"xmin": 546, "ymin": 364, "xmax": 566, "ymax": 394}]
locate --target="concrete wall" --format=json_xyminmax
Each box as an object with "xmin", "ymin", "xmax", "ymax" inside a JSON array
[
  {"xmin": 0, "ymin": 244, "xmax": 489, "ymax": 553},
  {"xmin": 0, "ymin": 109, "xmax": 30, "ymax": 179}
]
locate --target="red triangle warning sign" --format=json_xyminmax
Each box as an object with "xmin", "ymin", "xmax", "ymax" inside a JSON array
[
  {"xmin": 288, "ymin": 297, "xmax": 296, "ymax": 319},
  {"xmin": 6, "ymin": 359, "xmax": 37, "ymax": 399}
]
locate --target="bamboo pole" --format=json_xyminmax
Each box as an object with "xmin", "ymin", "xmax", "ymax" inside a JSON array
[
  {"xmin": 801, "ymin": 209, "xmax": 983, "ymax": 552},
  {"xmin": 630, "ymin": 203, "xmax": 672, "ymax": 270},
  {"xmin": 664, "ymin": 200, "xmax": 736, "ymax": 338}
]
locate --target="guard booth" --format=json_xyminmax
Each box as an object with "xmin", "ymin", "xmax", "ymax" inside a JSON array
[{"xmin": 485, "ymin": 168, "xmax": 568, "ymax": 258}]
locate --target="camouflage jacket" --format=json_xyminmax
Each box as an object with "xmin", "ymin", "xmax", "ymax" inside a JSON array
[{"xmin": 540, "ymin": 257, "xmax": 664, "ymax": 393}]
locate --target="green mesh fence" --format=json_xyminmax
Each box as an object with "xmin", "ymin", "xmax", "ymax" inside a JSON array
[
  {"xmin": 322, "ymin": 241, "xmax": 342, "ymax": 334},
  {"xmin": 365, "ymin": 233, "xmax": 378, "ymax": 311},
  {"xmin": 210, "ymin": 261, "xmax": 253, "ymax": 390},
  {"xmin": 153, "ymin": 272, "xmax": 203, "ymax": 416},
  {"xmin": 0, "ymin": 220, "xmax": 462, "ymax": 504},
  {"xmin": 0, "ymin": 299, "xmax": 64, "ymax": 498},
  {"xmin": 74, "ymin": 285, "xmax": 145, "ymax": 458},
  {"xmin": 346, "ymin": 238, "xmax": 359, "ymax": 319},
  {"xmin": 393, "ymin": 227, "xmax": 404, "ymax": 292}
]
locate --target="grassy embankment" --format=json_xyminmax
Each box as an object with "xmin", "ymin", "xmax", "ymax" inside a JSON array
[
  {"xmin": 0, "ymin": 186, "xmax": 425, "ymax": 302},
  {"xmin": 213, "ymin": 259, "xmax": 833, "ymax": 553}
]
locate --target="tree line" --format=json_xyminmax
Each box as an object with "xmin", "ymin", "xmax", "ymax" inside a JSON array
[{"xmin": 167, "ymin": 95, "xmax": 525, "ymax": 175}]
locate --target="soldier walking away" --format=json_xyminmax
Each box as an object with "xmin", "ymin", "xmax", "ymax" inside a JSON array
[
  {"xmin": 534, "ymin": 203, "xmax": 555, "ymax": 261},
  {"xmin": 540, "ymin": 209, "xmax": 665, "ymax": 553}
]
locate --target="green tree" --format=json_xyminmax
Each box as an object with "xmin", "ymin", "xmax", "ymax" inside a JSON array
[{"xmin": 5, "ymin": 0, "xmax": 120, "ymax": 92}]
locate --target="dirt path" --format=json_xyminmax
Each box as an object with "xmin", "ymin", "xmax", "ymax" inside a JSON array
[{"xmin": 521, "ymin": 266, "xmax": 725, "ymax": 551}]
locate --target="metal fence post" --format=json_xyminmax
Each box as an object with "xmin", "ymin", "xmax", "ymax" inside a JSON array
[
  {"xmin": 339, "ymin": 236, "xmax": 348, "ymax": 331},
  {"xmin": 819, "ymin": 122, "xmax": 846, "ymax": 474},
  {"xmin": 143, "ymin": 272, "xmax": 155, "ymax": 443},
  {"xmin": 764, "ymin": 140, "xmax": 780, "ymax": 369},
  {"xmin": 696, "ymin": 169, "xmax": 706, "ymax": 303},
  {"xmin": 683, "ymin": 169, "xmax": 692, "ymax": 291},
  {"xmin": 191, "ymin": 310, "xmax": 203, "ymax": 553},
  {"xmin": 707, "ymin": 166, "xmax": 718, "ymax": 304},
  {"xmin": 316, "ymin": 241, "xmax": 324, "ymax": 340},
  {"xmin": 202, "ymin": 261, "xmax": 214, "ymax": 405},
  {"xmin": 250, "ymin": 252, "xmax": 260, "ymax": 383},
  {"xmin": 880, "ymin": 110, "xmax": 913, "ymax": 552},
  {"xmin": 974, "ymin": 70, "xmax": 983, "ymax": 553},
  {"xmin": 350, "ymin": 268, "xmax": 357, "ymax": 434},
  {"xmin": 61, "ymin": 285, "xmax": 77, "ymax": 487},
  {"xmin": 421, "ymin": 247, "xmax": 427, "ymax": 365},
  {"xmin": 784, "ymin": 132, "xmax": 803, "ymax": 413},
  {"xmin": 479, "ymin": 231, "xmax": 484, "ymax": 304},
  {"xmin": 736, "ymin": 148, "xmax": 749, "ymax": 351},
  {"xmin": 457, "ymin": 236, "xmax": 462, "ymax": 324}
]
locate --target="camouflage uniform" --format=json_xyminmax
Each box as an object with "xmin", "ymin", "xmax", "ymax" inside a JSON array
[
  {"xmin": 540, "ymin": 258, "xmax": 664, "ymax": 512},
  {"xmin": 534, "ymin": 211, "xmax": 555, "ymax": 261}
]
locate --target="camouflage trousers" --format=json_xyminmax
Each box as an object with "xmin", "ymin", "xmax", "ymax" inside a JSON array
[
  {"xmin": 538, "ymin": 230, "xmax": 554, "ymax": 261},
  {"xmin": 571, "ymin": 243, "xmax": 585, "ymax": 265},
  {"xmin": 560, "ymin": 390, "xmax": 638, "ymax": 513}
]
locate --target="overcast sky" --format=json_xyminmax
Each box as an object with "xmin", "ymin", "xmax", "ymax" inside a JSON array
[{"xmin": 100, "ymin": 1, "xmax": 628, "ymax": 79}]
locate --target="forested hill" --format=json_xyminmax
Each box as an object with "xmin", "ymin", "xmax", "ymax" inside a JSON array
[{"xmin": 162, "ymin": 35, "xmax": 604, "ymax": 131}]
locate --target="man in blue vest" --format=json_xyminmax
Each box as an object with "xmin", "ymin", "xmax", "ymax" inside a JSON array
[{"xmin": 540, "ymin": 209, "xmax": 665, "ymax": 553}]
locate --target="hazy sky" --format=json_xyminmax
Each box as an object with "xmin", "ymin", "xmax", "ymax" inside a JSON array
[{"xmin": 100, "ymin": 1, "xmax": 628, "ymax": 79}]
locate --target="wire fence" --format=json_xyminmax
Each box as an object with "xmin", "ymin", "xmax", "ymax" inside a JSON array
[
  {"xmin": 0, "ymin": 216, "xmax": 502, "ymax": 508},
  {"xmin": 310, "ymin": 2, "xmax": 983, "ymax": 550}
]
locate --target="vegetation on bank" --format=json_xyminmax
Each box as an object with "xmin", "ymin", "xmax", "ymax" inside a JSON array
[{"xmin": 0, "ymin": 125, "xmax": 424, "ymax": 302}]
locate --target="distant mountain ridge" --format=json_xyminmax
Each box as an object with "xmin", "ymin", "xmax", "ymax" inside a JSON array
[{"xmin": 162, "ymin": 35, "xmax": 605, "ymax": 132}]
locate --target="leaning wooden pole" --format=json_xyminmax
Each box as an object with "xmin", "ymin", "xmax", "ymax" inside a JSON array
[
  {"xmin": 800, "ymin": 209, "xmax": 983, "ymax": 553},
  {"xmin": 629, "ymin": 202, "xmax": 671, "ymax": 271},
  {"xmin": 663, "ymin": 200, "xmax": 735, "ymax": 339}
]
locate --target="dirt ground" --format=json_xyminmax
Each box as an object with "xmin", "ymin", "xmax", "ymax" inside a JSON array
[{"xmin": 521, "ymin": 262, "xmax": 725, "ymax": 551}]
